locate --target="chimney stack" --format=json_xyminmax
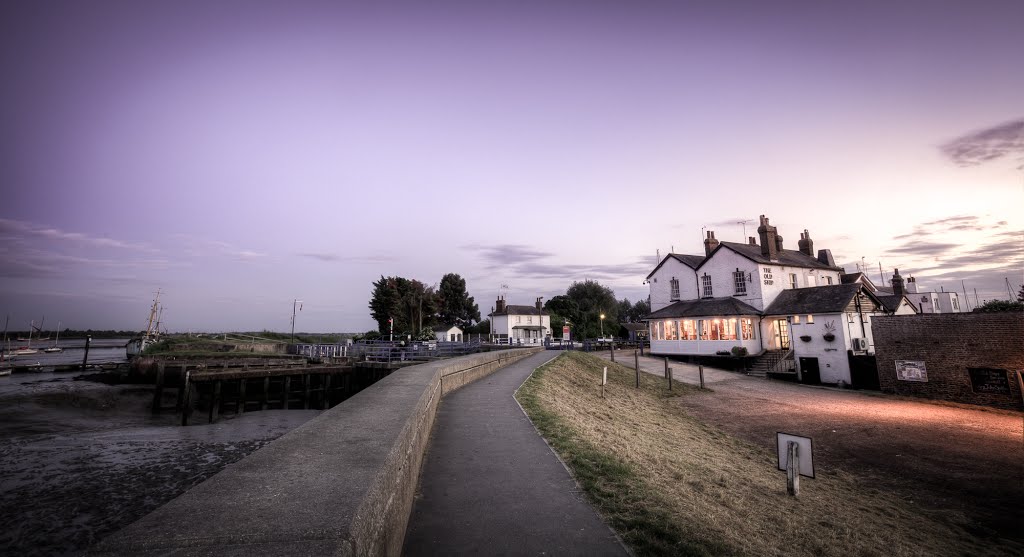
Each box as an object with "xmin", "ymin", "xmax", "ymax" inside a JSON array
[
  {"xmin": 817, "ymin": 249, "xmax": 836, "ymax": 267},
  {"xmin": 798, "ymin": 229, "xmax": 814, "ymax": 256},
  {"xmin": 757, "ymin": 215, "xmax": 779, "ymax": 260},
  {"xmin": 748, "ymin": 236, "xmax": 757, "ymax": 246},
  {"xmin": 495, "ymin": 296, "xmax": 506, "ymax": 313},
  {"xmin": 703, "ymin": 230, "xmax": 720, "ymax": 257},
  {"xmin": 535, "ymin": 297, "xmax": 543, "ymax": 311},
  {"xmin": 906, "ymin": 275, "xmax": 918, "ymax": 294},
  {"xmin": 891, "ymin": 269, "xmax": 905, "ymax": 297}
]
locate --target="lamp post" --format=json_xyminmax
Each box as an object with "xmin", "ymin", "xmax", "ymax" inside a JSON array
[
  {"xmin": 600, "ymin": 313, "xmax": 605, "ymax": 337},
  {"xmin": 290, "ymin": 299, "xmax": 303, "ymax": 343}
]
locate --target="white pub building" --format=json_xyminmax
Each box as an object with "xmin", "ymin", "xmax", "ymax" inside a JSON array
[{"xmin": 645, "ymin": 215, "xmax": 895, "ymax": 386}]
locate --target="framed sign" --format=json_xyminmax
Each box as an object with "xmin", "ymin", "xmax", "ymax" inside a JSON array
[
  {"xmin": 895, "ymin": 360, "xmax": 928, "ymax": 382},
  {"xmin": 777, "ymin": 432, "xmax": 814, "ymax": 478},
  {"xmin": 967, "ymin": 367, "xmax": 1011, "ymax": 395}
]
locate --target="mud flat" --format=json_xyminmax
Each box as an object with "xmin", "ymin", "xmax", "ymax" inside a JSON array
[{"xmin": 0, "ymin": 372, "xmax": 318, "ymax": 556}]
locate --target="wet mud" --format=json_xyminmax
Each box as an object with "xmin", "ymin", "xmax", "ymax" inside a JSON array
[{"xmin": 0, "ymin": 372, "xmax": 318, "ymax": 556}]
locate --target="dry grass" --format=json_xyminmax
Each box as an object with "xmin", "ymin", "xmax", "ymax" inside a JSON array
[{"xmin": 516, "ymin": 351, "xmax": 1018, "ymax": 557}]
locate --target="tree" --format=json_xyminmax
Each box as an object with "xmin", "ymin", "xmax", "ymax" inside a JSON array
[
  {"xmin": 616, "ymin": 297, "xmax": 652, "ymax": 323},
  {"xmin": 563, "ymin": 280, "xmax": 618, "ymax": 339},
  {"xmin": 368, "ymin": 276, "xmax": 437, "ymax": 336},
  {"xmin": 369, "ymin": 276, "xmax": 403, "ymax": 334},
  {"xmin": 974, "ymin": 299, "xmax": 1024, "ymax": 312},
  {"xmin": 437, "ymin": 273, "xmax": 481, "ymax": 328}
]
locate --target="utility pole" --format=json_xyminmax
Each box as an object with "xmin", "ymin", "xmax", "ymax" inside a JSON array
[{"xmin": 291, "ymin": 299, "xmax": 303, "ymax": 343}]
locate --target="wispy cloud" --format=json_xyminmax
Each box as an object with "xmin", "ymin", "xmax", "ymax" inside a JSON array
[
  {"xmin": 940, "ymin": 118, "xmax": 1024, "ymax": 169},
  {"xmin": 463, "ymin": 244, "xmax": 651, "ymax": 283},
  {"xmin": 298, "ymin": 253, "xmax": 397, "ymax": 264},
  {"xmin": 0, "ymin": 218, "xmax": 157, "ymax": 252},
  {"xmin": 462, "ymin": 244, "xmax": 555, "ymax": 269},
  {"xmin": 171, "ymin": 234, "xmax": 267, "ymax": 261}
]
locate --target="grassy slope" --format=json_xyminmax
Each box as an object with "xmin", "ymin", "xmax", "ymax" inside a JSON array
[{"xmin": 515, "ymin": 351, "xmax": 1017, "ymax": 557}]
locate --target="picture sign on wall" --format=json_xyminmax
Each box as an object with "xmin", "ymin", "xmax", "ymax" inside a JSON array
[{"xmin": 895, "ymin": 360, "xmax": 928, "ymax": 382}]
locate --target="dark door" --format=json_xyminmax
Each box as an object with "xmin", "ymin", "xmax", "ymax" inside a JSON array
[{"xmin": 799, "ymin": 357, "xmax": 820, "ymax": 384}]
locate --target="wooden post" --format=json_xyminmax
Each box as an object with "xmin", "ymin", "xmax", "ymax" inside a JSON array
[
  {"xmin": 238, "ymin": 379, "xmax": 247, "ymax": 414},
  {"xmin": 610, "ymin": 342, "xmax": 615, "ymax": 362},
  {"xmin": 303, "ymin": 374, "xmax": 311, "ymax": 409},
  {"xmin": 787, "ymin": 441, "xmax": 801, "ymax": 496},
  {"xmin": 664, "ymin": 357, "xmax": 669, "ymax": 379},
  {"xmin": 699, "ymin": 365, "xmax": 705, "ymax": 389},
  {"xmin": 323, "ymin": 374, "xmax": 332, "ymax": 409},
  {"xmin": 634, "ymin": 349, "xmax": 639, "ymax": 371},
  {"xmin": 283, "ymin": 376, "xmax": 291, "ymax": 409},
  {"xmin": 81, "ymin": 335, "xmax": 91, "ymax": 369},
  {"xmin": 180, "ymin": 371, "xmax": 192, "ymax": 426},
  {"xmin": 209, "ymin": 381, "xmax": 221, "ymax": 424},
  {"xmin": 602, "ymin": 366, "xmax": 607, "ymax": 398},
  {"xmin": 262, "ymin": 377, "xmax": 270, "ymax": 410},
  {"xmin": 668, "ymin": 367, "xmax": 673, "ymax": 391},
  {"xmin": 151, "ymin": 362, "xmax": 165, "ymax": 414}
]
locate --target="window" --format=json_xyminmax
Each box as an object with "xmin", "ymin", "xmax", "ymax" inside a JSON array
[
  {"xmin": 733, "ymin": 269, "xmax": 746, "ymax": 295},
  {"xmin": 806, "ymin": 314, "xmax": 814, "ymax": 324},
  {"xmin": 741, "ymin": 318, "xmax": 755, "ymax": 340},
  {"xmin": 825, "ymin": 276, "xmax": 833, "ymax": 285},
  {"xmin": 680, "ymin": 319, "xmax": 697, "ymax": 340},
  {"xmin": 664, "ymin": 320, "xmax": 677, "ymax": 340},
  {"xmin": 701, "ymin": 274, "xmax": 713, "ymax": 298},
  {"xmin": 670, "ymin": 277, "xmax": 680, "ymax": 301},
  {"xmin": 789, "ymin": 273, "xmax": 798, "ymax": 289},
  {"xmin": 516, "ymin": 316, "xmax": 521, "ymax": 323},
  {"xmin": 953, "ymin": 298, "xmax": 960, "ymax": 310},
  {"xmin": 527, "ymin": 316, "xmax": 532, "ymax": 324},
  {"xmin": 792, "ymin": 315, "xmax": 801, "ymax": 324}
]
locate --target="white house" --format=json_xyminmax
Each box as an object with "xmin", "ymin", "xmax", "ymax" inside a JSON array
[
  {"xmin": 844, "ymin": 268, "xmax": 957, "ymax": 314},
  {"xmin": 645, "ymin": 214, "xmax": 901, "ymax": 386},
  {"xmin": 489, "ymin": 296, "xmax": 550, "ymax": 344},
  {"xmin": 434, "ymin": 324, "xmax": 463, "ymax": 343}
]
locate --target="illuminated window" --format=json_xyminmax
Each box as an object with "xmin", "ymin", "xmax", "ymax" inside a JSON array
[
  {"xmin": 664, "ymin": 320, "xmax": 678, "ymax": 340},
  {"xmin": 670, "ymin": 277, "xmax": 680, "ymax": 301},
  {"xmin": 702, "ymin": 274, "xmax": 713, "ymax": 298},
  {"xmin": 733, "ymin": 269, "xmax": 746, "ymax": 295},
  {"xmin": 741, "ymin": 318, "xmax": 755, "ymax": 340},
  {"xmin": 792, "ymin": 315, "xmax": 801, "ymax": 324},
  {"xmin": 789, "ymin": 273, "xmax": 798, "ymax": 289},
  {"xmin": 807, "ymin": 314, "xmax": 814, "ymax": 324},
  {"xmin": 681, "ymin": 319, "xmax": 697, "ymax": 340}
]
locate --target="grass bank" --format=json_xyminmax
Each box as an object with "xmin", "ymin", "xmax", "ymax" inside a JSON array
[{"xmin": 515, "ymin": 351, "xmax": 1016, "ymax": 557}]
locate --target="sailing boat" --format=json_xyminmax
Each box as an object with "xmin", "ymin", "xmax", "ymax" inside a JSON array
[
  {"xmin": 11, "ymin": 320, "xmax": 39, "ymax": 356},
  {"xmin": 42, "ymin": 321, "xmax": 63, "ymax": 353},
  {"xmin": 126, "ymin": 290, "xmax": 162, "ymax": 359}
]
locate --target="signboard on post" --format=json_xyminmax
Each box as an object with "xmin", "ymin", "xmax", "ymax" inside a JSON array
[
  {"xmin": 563, "ymin": 325, "xmax": 571, "ymax": 341},
  {"xmin": 895, "ymin": 360, "xmax": 928, "ymax": 382},
  {"xmin": 776, "ymin": 432, "xmax": 814, "ymax": 478}
]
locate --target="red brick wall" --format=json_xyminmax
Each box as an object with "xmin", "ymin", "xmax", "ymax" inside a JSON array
[{"xmin": 873, "ymin": 313, "xmax": 1024, "ymax": 410}]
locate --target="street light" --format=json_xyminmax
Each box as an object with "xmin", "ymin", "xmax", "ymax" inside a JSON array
[{"xmin": 600, "ymin": 313, "xmax": 605, "ymax": 337}]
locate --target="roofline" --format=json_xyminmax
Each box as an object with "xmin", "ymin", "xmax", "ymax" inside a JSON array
[
  {"xmin": 645, "ymin": 253, "xmax": 703, "ymax": 280},
  {"xmin": 695, "ymin": 242, "xmax": 843, "ymax": 273}
]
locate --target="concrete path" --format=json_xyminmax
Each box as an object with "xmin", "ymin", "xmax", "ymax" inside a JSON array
[{"xmin": 403, "ymin": 351, "xmax": 628, "ymax": 556}]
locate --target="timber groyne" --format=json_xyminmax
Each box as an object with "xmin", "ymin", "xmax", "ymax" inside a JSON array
[{"xmin": 89, "ymin": 347, "xmax": 541, "ymax": 556}]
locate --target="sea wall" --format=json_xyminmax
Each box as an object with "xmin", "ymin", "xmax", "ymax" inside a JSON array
[{"xmin": 89, "ymin": 347, "xmax": 541, "ymax": 556}]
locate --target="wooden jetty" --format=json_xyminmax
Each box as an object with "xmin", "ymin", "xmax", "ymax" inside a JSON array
[{"xmin": 153, "ymin": 359, "xmax": 420, "ymax": 425}]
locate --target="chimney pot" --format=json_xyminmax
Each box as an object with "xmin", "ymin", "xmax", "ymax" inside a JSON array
[
  {"xmin": 757, "ymin": 214, "xmax": 779, "ymax": 260},
  {"xmin": 703, "ymin": 230, "xmax": 720, "ymax": 257},
  {"xmin": 797, "ymin": 229, "xmax": 814, "ymax": 256}
]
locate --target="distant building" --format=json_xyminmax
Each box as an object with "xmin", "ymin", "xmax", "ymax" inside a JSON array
[
  {"xmin": 489, "ymin": 296, "xmax": 550, "ymax": 345},
  {"xmin": 434, "ymin": 324, "xmax": 463, "ymax": 343},
  {"xmin": 844, "ymin": 268, "xmax": 959, "ymax": 314}
]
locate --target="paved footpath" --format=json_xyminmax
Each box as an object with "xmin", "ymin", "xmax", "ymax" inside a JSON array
[{"xmin": 403, "ymin": 351, "xmax": 628, "ymax": 556}]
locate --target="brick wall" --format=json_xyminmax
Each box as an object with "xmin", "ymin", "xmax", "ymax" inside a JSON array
[{"xmin": 873, "ymin": 313, "xmax": 1024, "ymax": 410}]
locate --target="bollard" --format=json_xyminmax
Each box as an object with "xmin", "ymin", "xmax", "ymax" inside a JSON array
[
  {"xmin": 81, "ymin": 335, "xmax": 91, "ymax": 369},
  {"xmin": 699, "ymin": 365, "xmax": 705, "ymax": 389},
  {"xmin": 787, "ymin": 441, "xmax": 801, "ymax": 496},
  {"xmin": 668, "ymin": 367, "xmax": 673, "ymax": 391}
]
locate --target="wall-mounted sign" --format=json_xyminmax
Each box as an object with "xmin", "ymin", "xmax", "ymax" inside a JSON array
[
  {"xmin": 895, "ymin": 360, "xmax": 928, "ymax": 382},
  {"xmin": 763, "ymin": 267, "xmax": 774, "ymax": 286},
  {"xmin": 967, "ymin": 367, "xmax": 1011, "ymax": 395}
]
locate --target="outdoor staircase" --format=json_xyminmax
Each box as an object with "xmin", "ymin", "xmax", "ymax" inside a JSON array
[{"xmin": 748, "ymin": 349, "xmax": 795, "ymax": 378}]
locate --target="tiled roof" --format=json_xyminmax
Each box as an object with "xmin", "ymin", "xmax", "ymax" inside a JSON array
[
  {"xmin": 706, "ymin": 241, "xmax": 843, "ymax": 271},
  {"xmin": 645, "ymin": 253, "xmax": 705, "ymax": 279},
  {"xmin": 645, "ymin": 297, "xmax": 762, "ymax": 319},
  {"xmin": 876, "ymin": 295, "xmax": 916, "ymax": 313},
  {"xmin": 763, "ymin": 284, "xmax": 879, "ymax": 315},
  {"xmin": 491, "ymin": 305, "xmax": 547, "ymax": 316}
]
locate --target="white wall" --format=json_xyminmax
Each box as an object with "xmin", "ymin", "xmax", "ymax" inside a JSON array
[
  {"xmin": 935, "ymin": 292, "xmax": 963, "ymax": 313},
  {"xmin": 648, "ymin": 258, "xmax": 700, "ymax": 311},
  {"xmin": 695, "ymin": 249, "xmax": 763, "ymax": 307},
  {"xmin": 788, "ymin": 313, "xmax": 850, "ymax": 384}
]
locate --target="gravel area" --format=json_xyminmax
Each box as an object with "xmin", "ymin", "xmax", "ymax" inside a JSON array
[{"xmin": 597, "ymin": 351, "xmax": 1024, "ymax": 543}]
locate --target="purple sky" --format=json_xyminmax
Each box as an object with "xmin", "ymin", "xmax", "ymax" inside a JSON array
[{"xmin": 1, "ymin": 0, "xmax": 1022, "ymax": 332}]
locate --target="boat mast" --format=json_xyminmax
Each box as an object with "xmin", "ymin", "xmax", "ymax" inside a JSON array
[{"xmin": 144, "ymin": 289, "xmax": 161, "ymax": 340}]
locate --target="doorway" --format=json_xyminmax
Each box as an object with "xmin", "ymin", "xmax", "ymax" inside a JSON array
[
  {"xmin": 799, "ymin": 357, "xmax": 820, "ymax": 384},
  {"xmin": 774, "ymin": 319, "xmax": 790, "ymax": 350}
]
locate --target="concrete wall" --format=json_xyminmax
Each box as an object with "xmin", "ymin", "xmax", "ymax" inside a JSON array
[
  {"xmin": 873, "ymin": 313, "xmax": 1024, "ymax": 410},
  {"xmin": 89, "ymin": 347, "xmax": 542, "ymax": 556},
  {"xmin": 788, "ymin": 312, "xmax": 850, "ymax": 384}
]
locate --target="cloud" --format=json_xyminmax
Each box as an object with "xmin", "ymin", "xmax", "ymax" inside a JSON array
[
  {"xmin": 0, "ymin": 218, "xmax": 157, "ymax": 252},
  {"xmin": 940, "ymin": 118, "xmax": 1024, "ymax": 168},
  {"xmin": 885, "ymin": 241, "xmax": 959, "ymax": 256},
  {"xmin": 462, "ymin": 244, "xmax": 554, "ymax": 268},
  {"xmin": 170, "ymin": 234, "xmax": 267, "ymax": 261},
  {"xmin": 298, "ymin": 253, "xmax": 397, "ymax": 264}
]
